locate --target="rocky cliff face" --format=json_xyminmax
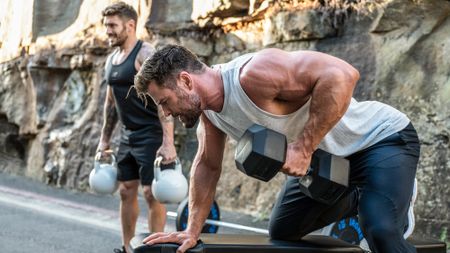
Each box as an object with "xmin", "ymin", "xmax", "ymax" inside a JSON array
[{"xmin": 0, "ymin": 0, "xmax": 448, "ymax": 242}]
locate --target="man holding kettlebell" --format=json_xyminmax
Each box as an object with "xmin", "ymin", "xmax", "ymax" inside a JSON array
[
  {"xmin": 133, "ymin": 45, "xmax": 420, "ymax": 253},
  {"xmin": 96, "ymin": 3, "xmax": 177, "ymax": 253}
]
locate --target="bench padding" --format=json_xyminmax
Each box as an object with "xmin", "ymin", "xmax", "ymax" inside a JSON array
[
  {"xmin": 131, "ymin": 234, "xmax": 363, "ymax": 253},
  {"xmin": 130, "ymin": 233, "xmax": 446, "ymax": 253}
]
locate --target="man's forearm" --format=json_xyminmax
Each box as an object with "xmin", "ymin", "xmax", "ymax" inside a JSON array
[
  {"xmin": 186, "ymin": 161, "xmax": 221, "ymax": 236},
  {"xmin": 298, "ymin": 70, "xmax": 358, "ymax": 155},
  {"xmin": 157, "ymin": 105, "xmax": 175, "ymax": 145},
  {"xmin": 160, "ymin": 115, "xmax": 175, "ymax": 145},
  {"xmin": 98, "ymin": 99, "xmax": 118, "ymax": 150},
  {"xmin": 185, "ymin": 115, "xmax": 225, "ymax": 236}
]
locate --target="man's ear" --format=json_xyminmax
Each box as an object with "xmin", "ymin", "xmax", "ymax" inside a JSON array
[
  {"xmin": 126, "ymin": 19, "xmax": 136, "ymax": 32},
  {"xmin": 179, "ymin": 71, "xmax": 193, "ymax": 90}
]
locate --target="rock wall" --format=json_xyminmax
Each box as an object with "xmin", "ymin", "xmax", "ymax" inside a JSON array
[
  {"xmin": 0, "ymin": 0, "xmax": 152, "ymax": 185},
  {"xmin": 0, "ymin": 0, "xmax": 448, "ymax": 242}
]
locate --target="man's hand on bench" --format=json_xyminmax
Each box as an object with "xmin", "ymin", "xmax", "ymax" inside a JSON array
[{"xmin": 142, "ymin": 231, "xmax": 198, "ymax": 253}]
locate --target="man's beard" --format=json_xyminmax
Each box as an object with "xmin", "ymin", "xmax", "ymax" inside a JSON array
[
  {"xmin": 108, "ymin": 30, "xmax": 127, "ymax": 47},
  {"xmin": 176, "ymin": 90, "xmax": 202, "ymax": 128}
]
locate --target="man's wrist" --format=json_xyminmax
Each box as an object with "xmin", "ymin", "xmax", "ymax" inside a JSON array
[
  {"xmin": 185, "ymin": 226, "xmax": 201, "ymax": 239},
  {"xmin": 161, "ymin": 139, "xmax": 175, "ymax": 146},
  {"xmin": 96, "ymin": 143, "xmax": 110, "ymax": 153}
]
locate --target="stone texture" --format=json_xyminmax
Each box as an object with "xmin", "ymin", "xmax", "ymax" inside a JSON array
[
  {"xmin": 0, "ymin": 59, "xmax": 38, "ymax": 135},
  {"xmin": 192, "ymin": 0, "xmax": 249, "ymax": 21},
  {"xmin": 147, "ymin": 0, "xmax": 196, "ymax": 35},
  {"xmin": 0, "ymin": 0, "xmax": 34, "ymax": 62},
  {"xmin": 180, "ymin": 37, "xmax": 214, "ymax": 56},
  {"xmin": 32, "ymin": 0, "xmax": 83, "ymax": 39},
  {"xmin": 0, "ymin": 114, "xmax": 26, "ymax": 175},
  {"xmin": 262, "ymin": 10, "xmax": 337, "ymax": 46}
]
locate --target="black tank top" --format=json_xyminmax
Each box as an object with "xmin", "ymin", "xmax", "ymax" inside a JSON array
[{"xmin": 105, "ymin": 40, "xmax": 162, "ymax": 142}]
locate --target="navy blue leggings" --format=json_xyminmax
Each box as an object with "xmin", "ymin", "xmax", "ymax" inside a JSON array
[{"xmin": 269, "ymin": 123, "xmax": 420, "ymax": 253}]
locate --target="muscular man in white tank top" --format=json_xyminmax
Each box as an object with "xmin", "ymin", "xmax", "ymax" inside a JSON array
[{"xmin": 134, "ymin": 45, "xmax": 420, "ymax": 253}]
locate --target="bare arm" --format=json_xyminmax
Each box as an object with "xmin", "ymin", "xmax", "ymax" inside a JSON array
[
  {"xmin": 296, "ymin": 54, "xmax": 359, "ymax": 155},
  {"xmin": 286, "ymin": 51, "xmax": 360, "ymax": 176},
  {"xmin": 135, "ymin": 42, "xmax": 155, "ymax": 69},
  {"xmin": 155, "ymin": 105, "xmax": 177, "ymax": 163},
  {"xmin": 241, "ymin": 49, "xmax": 359, "ymax": 176},
  {"xmin": 185, "ymin": 114, "xmax": 226, "ymax": 237},
  {"xmin": 136, "ymin": 42, "xmax": 177, "ymax": 162},
  {"xmin": 97, "ymin": 85, "xmax": 118, "ymax": 153},
  {"xmin": 142, "ymin": 114, "xmax": 226, "ymax": 253}
]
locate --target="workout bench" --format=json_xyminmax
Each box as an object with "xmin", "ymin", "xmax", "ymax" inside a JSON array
[{"xmin": 130, "ymin": 233, "xmax": 446, "ymax": 253}]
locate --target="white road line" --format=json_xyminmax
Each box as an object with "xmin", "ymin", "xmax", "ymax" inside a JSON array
[
  {"xmin": 0, "ymin": 185, "xmax": 172, "ymax": 234},
  {"xmin": 0, "ymin": 193, "xmax": 123, "ymax": 232}
]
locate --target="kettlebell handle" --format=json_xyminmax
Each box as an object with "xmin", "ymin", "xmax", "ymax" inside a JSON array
[
  {"xmin": 153, "ymin": 156, "xmax": 182, "ymax": 181},
  {"xmin": 110, "ymin": 154, "xmax": 116, "ymax": 165},
  {"xmin": 94, "ymin": 152, "xmax": 116, "ymax": 172}
]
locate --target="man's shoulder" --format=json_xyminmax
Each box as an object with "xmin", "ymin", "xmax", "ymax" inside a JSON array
[
  {"xmin": 251, "ymin": 48, "xmax": 298, "ymax": 63},
  {"xmin": 136, "ymin": 41, "xmax": 155, "ymax": 64},
  {"xmin": 138, "ymin": 41, "xmax": 155, "ymax": 55}
]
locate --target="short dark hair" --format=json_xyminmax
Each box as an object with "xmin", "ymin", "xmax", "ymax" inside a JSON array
[
  {"xmin": 134, "ymin": 44, "xmax": 205, "ymax": 98},
  {"xmin": 102, "ymin": 1, "xmax": 138, "ymax": 23}
]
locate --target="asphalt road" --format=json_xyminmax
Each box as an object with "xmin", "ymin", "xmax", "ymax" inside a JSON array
[
  {"xmin": 0, "ymin": 172, "xmax": 268, "ymax": 253},
  {"xmin": 0, "ymin": 202, "xmax": 120, "ymax": 253}
]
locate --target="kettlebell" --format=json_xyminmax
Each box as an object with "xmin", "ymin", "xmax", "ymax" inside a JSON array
[
  {"xmin": 151, "ymin": 156, "xmax": 188, "ymax": 204},
  {"xmin": 89, "ymin": 154, "xmax": 118, "ymax": 195}
]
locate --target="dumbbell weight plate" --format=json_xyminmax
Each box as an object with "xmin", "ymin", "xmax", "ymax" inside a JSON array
[
  {"xmin": 176, "ymin": 197, "xmax": 221, "ymax": 233},
  {"xmin": 235, "ymin": 124, "xmax": 287, "ymax": 182}
]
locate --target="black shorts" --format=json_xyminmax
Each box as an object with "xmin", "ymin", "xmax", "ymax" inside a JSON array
[{"xmin": 116, "ymin": 140, "xmax": 161, "ymax": 185}]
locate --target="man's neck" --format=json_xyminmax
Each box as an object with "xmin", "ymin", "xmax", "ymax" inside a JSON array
[
  {"xmin": 198, "ymin": 67, "xmax": 224, "ymax": 112},
  {"xmin": 118, "ymin": 36, "xmax": 138, "ymax": 53}
]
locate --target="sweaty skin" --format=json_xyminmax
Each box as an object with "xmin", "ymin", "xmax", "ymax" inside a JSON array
[{"xmin": 143, "ymin": 48, "xmax": 360, "ymax": 253}]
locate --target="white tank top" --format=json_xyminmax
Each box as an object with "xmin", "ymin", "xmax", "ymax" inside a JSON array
[{"xmin": 204, "ymin": 53, "xmax": 410, "ymax": 156}]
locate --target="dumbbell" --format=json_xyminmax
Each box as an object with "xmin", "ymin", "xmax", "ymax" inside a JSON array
[{"xmin": 235, "ymin": 124, "xmax": 350, "ymax": 205}]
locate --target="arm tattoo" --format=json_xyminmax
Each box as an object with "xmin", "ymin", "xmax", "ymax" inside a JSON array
[{"xmin": 101, "ymin": 97, "xmax": 118, "ymax": 142}]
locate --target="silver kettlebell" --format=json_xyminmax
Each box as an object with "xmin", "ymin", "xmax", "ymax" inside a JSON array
[
  {"xmin": 89, "ymin": 154, "xmax": 118, "ymax": 195},
  {"xmin": 151, "ymin": 156, "xmax": 188, "ymax": 204}
]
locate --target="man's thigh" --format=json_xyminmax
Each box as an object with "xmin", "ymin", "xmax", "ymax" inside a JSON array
[
  {"xmin": 116, "ymin": 142, "xmax": 140, "ymax": 182},
  {"xmin": 131, "ymin": 141, "xmax": 162, "ymax": 186},
  {"xmin": 349, "ymin": 126, "xmax": 420, "ymax": 217},
  {"xmin": 269, "ymin": 176, "xmax": 359, "ymax": 240}
]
